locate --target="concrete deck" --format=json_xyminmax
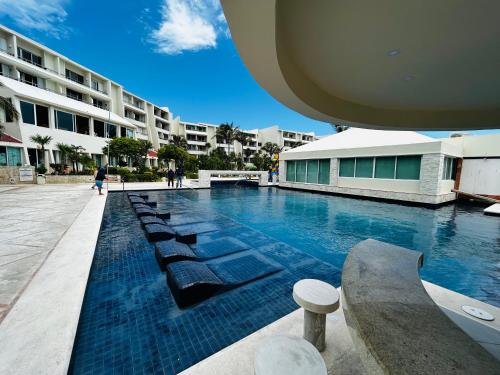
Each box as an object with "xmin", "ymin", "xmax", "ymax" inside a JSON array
[
  {"xmin": 0, "ymin": 185, "xmax": 95, "ymax": 322},
  {"xmin": 0, "ymin": 184, "xmax": 107, "ymax": 375},
  {"xmin": 107, "ymin": 179, "xmax": 200, "ymax": 191},
  {"xmin": 484, "ymin": 203, "xmax": 500, "ymax": 216}
]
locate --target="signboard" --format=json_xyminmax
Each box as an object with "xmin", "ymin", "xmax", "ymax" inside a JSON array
[{"xmin": 19, "ymin": 167, "xmax": 34, "ymax": 182}]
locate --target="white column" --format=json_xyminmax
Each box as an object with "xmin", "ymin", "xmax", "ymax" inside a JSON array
[{"xmin": 89, "ymin": 118, "xmax": 95, "ymax": 137}]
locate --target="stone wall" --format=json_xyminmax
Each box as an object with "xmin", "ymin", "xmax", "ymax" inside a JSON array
[
  {"xmin": 44, "ymin": 175, "xmax": 121, "ymax": 184},
  {"xmin": 0, "ymin": 167, "xmax": 35, "ymax": 184}
]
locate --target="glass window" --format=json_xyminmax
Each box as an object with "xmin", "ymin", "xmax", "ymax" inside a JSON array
[
  {"xmin": 355, "ymin": 157, "xmax": 374, "ymax": 178},
  {"xmin": 126, "ymin": 128, "xmax": 134, "ymax": 138},
  {"xmin": 286, "ymin": 161, "xmax": 296, "ymax": 182},
  {"xmin": 94, "ymin": 120, "xmax": 105, "ymax": 137},
  {"xmin": 295, "ymin": 160, "xmax": 307, "ymax": 182},
  {"xmin": 306, "ymin": 160, "xmax": 319, "ymax": 183},
  {"xmin": 94, "ymin": 154, "xmax": 102, "ymax": 167},
  {"xmin": 0, "ymin": 146, "xmax": 6, "ymax": 166},
  {"xmin": 7, "ymin": 147, "xmax": 22, "ymax": 166},
  {"xmin": 120, "ymin": 127, "xmax": 126, "ymax": 138},
  {"xmin": 66, "ymin": 88, "xmax": 83, "ymax": 101},
  {"xmin": 442, "ymin": 157, "xmax": 456, "ymax": 180},
  {"xmin": 35, "ymin": 105, "xmax": 49, "ymax": 127},
  {"xmin": 318, "ymin": 159, "xmax": 330, "ymax": 184},
  {"xmin": 375, "ymin": 157, "xmax": 396, "ymax": 179},
  {"xmin": 75, "ymin": 115, "xmax": 90, "ymax": 135},
  {"xmin": 339, "ymin": 158, "xmax": 355, "ymax": 177},
  {"xmin": 20, "ymin": 101, "xmax": 35, "ymax": 125},
  {"xmin": 55, "ymin": 110, "xmax": 74, "ymax": 132},
  {"xmin": 396, "ymin": 155, "xmax": 421, "ymax": 180},
  {"xmin": 106, "ymin": 123, "xmax": 117, "ymax": 138}
]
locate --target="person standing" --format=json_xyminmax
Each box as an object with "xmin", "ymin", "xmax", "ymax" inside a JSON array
[
  {"xmin": 175, "ymin": 165, "xmax": 184, "ymax": 188},
  {"xmin": 167, "ymin": 168, "xmax": 175, "ymax": 187},
  {"xmin": 95, "ymin": 166, "xmax": 106, "ymax": 196}
]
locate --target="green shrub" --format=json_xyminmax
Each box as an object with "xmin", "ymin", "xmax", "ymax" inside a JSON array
[
  {"xmin": 185, "ymin": 172, "xmax": 198, "ymax": 179},
  {"xmin": 107, "ymin": 166, "xmax": 118, "ymax": 174},
  {"xmin": 36, "ymin": 165, "xmax": 47, "ymax": 174}
]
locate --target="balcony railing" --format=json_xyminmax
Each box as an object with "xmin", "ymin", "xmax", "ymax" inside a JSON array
[{"xmin": 123, "ymin": 97, "xmax": 144, "ymax": 110}]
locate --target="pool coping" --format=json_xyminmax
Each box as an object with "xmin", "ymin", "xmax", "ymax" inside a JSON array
[{"xmin": 0, "ymin": 190, "xmax": 107, "ymax": 375}]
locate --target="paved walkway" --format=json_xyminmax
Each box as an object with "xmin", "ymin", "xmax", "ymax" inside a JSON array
[{"xmin": 0, "ymin": 185, "xmax": 95, "ymax": 322}]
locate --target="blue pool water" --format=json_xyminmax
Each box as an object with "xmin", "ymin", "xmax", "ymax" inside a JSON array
[{"xmin": 70, "ymin": 186, "xmax": 500, "ymax": 375}]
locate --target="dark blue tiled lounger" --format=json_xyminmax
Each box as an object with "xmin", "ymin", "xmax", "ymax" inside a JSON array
[
  {"xmin": 175, "ymin": 229, "xmax": 197, "ymax": 244},
  {"xmin": 140, "ymin": 216, "xmax": 166, "ymax": 227},
  {"xmin": 144, "ymin": 224, "xmax": 176, "ymax": 242},
  {"xmin": 155, "ymin": 240, "xmax": 196, "ymax": 270},
  {"xmin": 167, "ymin": 261, "xmax": 223, "ymax": 308}
]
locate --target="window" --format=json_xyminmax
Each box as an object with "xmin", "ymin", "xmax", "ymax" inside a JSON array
[
  {"xmin": 92, "ymin": 98, "xmax": 105, "ymax": 109},
  {"xmin": 306, "ymin": 160, "xmax": 319, "ymax": 183},
  {"xmin": 339, "ymin": 158, "xmax": 355, "ymax": 177},
  {"xmin": 67, "ymin": 88, "xmax": 83, "ymax": 101},
  {"xmin": 91, "ymin": 80, "xmax": 100, "ymax": 91},
  {"xmin": 0, "ymin": 146, "xmax": 6, "ymax": 166},
  {"xmin": 94, "ymin": 154, "xmax": 102, "ymax": 167},
  {"xmin": 355, "ymin": 157, "xmax": 374, "ymax": 178},
  {"xmin": 106, "ymin": 123, "xmax": 117, "ymax": 138},
  {"xmin": 126, "ymin": 129, "xmax": 134, "ymax": 138},
  {"xmin": 396, "ymin": 155, "xmax": 421, "ymax": 180},
  {"xmin": 55, "ymin": 110, "xmax": 74, "ymax": 132},
  {"xmin": 20, "ymin": 101, "xmax": 35, "ymax": 125},
  {"xmin": 75, "ymin": 115, "xmax": 90, "ymax": 135},
  {"xmin": 94, "ymin": 120, "xmax": 105, "ymax": 137},
  {"xmin": 0, "ymin": 146, "xmax": 22, "ymax": 166},
  {"xmin": 319, "ymin": 159, "xmax": 330, "ymax": 184},
  {"xmin": 65, "ymin": 69, "xmax": 84, "ymax": 84},
  {"xmin": 120, "ymin": 127, "xmax": 126, "ymax": 138},
  {"xmin": 442, "ymin": 157, "xmax": 456, "ymax": 180},
  {"xmin": 35, "ymin": 105, "xmax": 49, "ymax": 128},
  {"xmin": 17, "ymin": 47, "xmax": 42, "ymax": 66},
  {"xmin": 20, "ymin": 71, "xmax": 38, "ymax": 87},
  {"xmin": 295, "ymin": 160, "xmax": 307, "ymax": 182},
  {"xmin": 375, "ymin": 157, "xmax": 396, "ymax": 179}
]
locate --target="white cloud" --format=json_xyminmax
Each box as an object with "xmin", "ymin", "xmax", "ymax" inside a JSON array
[
  {"xmin": 151, "ymin": 0, "xmax": 228, "ymax": 55},
  {"xmin": 0, "ymin": 0, "xmax": 70, "ymax": 38}
]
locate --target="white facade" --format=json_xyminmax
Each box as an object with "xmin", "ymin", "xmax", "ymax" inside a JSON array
[
  {"xmin": 280, "ymin": 128, "xmax": 500, "ymax": 205},
  {"xmin": 0, "ymin": 25, "xmax": 318, "ymax": 169}
]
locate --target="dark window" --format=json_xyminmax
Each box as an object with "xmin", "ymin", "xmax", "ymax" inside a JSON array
[
  {"xmin": 66, "ymin": 88, "xmax": 83, "ymax": 101},
  {"xmin": 0, "ymin": 146, "xmax": 6, "ymax": 166},
  {"xmin": 75, "ymin": 115, "xmax": 90, "ymax": 135},
  {"xmin": 55, "ymin": 110, "xmax": 74, "ymax": 132},
  {"xmin": 20, "ymin": 101, "xmax": 35, "ymax": 125},
  {"xmin": 120, "ymin": 126, "xmax": 126, "ymax": 138},
  {"xmin": 339, "ymin": 158, "xmax": 355, "ymax": 177},
  {"xmin": 35, "ymin": 105, "xmax": 49, "ymax": 128},
  {"xmin": 106, "ymin": 123, "xmax": 117, "ymax": 138},
  {"xmin": 65, "ymin": 69, "xmax": 84, "ymax": 84},
  {"xmin": 396, "ymin": 155, "xmax": 421, "ymax": 180},
  {"xmin": 17, "ymin": 47, "xmax": 42, "ymax": 67},
  {"xmin": 20, "ymin": 71, "xmax": 38, "ymax": 87},
  {"xmin": 94, "ymin": 120, "xmax": 105, "ymax": 137}
]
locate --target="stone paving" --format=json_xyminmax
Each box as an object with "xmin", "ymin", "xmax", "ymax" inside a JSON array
[{"xmin": 0, "ymin": 185, "xmax": 95, "ymax": 322}]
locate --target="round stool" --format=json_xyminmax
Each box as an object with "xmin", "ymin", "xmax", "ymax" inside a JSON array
[
  {"xmin": 254, "ymin": 335, "xmax": 327, "ymax": 375},
  {"xmin": 293, "ymin": 279, "xmax": 339, "ymax": 352}
]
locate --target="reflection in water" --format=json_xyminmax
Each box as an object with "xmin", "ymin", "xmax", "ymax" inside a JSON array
[{"xmin": 180, "ymin": 186, "xmax": 500, "ymax": 307}]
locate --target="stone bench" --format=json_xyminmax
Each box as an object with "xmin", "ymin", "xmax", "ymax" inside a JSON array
[{"xmin": 342, "ymin": 239, "xmax": 500, "ymax": 374}]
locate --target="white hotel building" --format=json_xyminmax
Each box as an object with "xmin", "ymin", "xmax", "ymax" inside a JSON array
[{"xmin": 0, "ymin": 25, "xmax": 317, "ymax": 169}]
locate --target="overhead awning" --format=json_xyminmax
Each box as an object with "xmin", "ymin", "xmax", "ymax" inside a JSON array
[{"xmin": 0, "ymin": 76, "xmax": 135, "ymax": 128}]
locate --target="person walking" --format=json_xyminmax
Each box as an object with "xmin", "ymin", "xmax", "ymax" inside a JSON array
[
  {"xmin": 95, "ymin": 166, "xmax": 106, "ymax": 195},
  {"xmin": 167, "ymin": 168, "xmax": 175, "ymax": 187},
  {"xmin": 175, "ymin": 165, "xmax": 184, "ymax": 188}
]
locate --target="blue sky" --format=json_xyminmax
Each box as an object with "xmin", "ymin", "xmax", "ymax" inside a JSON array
[{"xmin": 0, "ymin": 0, "xmax": 498, "ymax": 138}]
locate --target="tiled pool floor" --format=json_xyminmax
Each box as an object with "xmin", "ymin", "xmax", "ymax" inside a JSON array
[{"xmin": 69, "ymin": 191, "xmax": 341, "ymax": 375}]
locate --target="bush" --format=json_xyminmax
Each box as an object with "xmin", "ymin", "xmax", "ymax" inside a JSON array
[
  {"xmin": 36, "ymin": 165, "xmax": 47, "ymax": 174},
  {"xmin": 185, "ymin": 172, "xmax": 198, "ymax": 179},
  {"xmin": 107, "ymin": 166, "xmax": 118, "ymax": 174}
]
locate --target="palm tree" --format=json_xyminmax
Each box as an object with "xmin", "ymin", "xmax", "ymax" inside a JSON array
[
  {"xmin": 261, "ymin": 142, "xmax": 283, "ymax": 158},
  {"xmin": 214, "ymin": 122, "xmax": 238, "ymax": 157},
  {"xmin": 243, "ymin": 148, "xmax": 253, "ymax": 164},
  {"xmin": 171, "ymin": 135, "xmax": 187, "ymax": 149},
  {"xmin": 234, "ymin": 130, "xmax": 250, "ymax": 165},
  {"xmin": 0, "ymin": 84, "xmax": 19, "ymax": 136},
  {"xmin": 30, "ymin": 134, "xmax": 52, "ymax": 169}
]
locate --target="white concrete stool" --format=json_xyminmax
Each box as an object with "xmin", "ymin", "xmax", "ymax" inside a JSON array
[
  {"xmin": 293, "ymin": 279, "xmax": 339, "ymax": 352},
  {"xmin": 254, "ymin": 335, "xmax": 327, "ymax": 375}
]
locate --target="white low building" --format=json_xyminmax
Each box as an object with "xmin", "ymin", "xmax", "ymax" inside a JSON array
[{"xmin": 279, "ymin": 128, "xmax": 500, "ymax": 206}]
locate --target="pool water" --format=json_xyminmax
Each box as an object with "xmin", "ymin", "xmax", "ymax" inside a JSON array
[
  {"xmin": 190, "ymin": 186, "xmax": 499, "ymax": 306},
  {"xmin": 70, "ymin": 186, "xmax": 500, "ymax": 375}
]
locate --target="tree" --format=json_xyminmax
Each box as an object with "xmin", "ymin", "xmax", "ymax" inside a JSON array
[
  {"xmin": 243, "ymin": 148, "xmax": 254, "ymax": 163},
  {"xmin": 291, "ymin": 141, "xmax": 305, "ymax": 149},
  {"xmin": 261, "ymin": 142, "xmax": 282, "ymax": 158},
  {"xmin": 0, "ymin": 83, "xmax": 19, "ymax": 136},
  {"xmin": 157, "ymin": 144, "xmax": 189, "ymax": 168},
  {"xmin": 56, "ymin": 143, "xmax": 72, "ymax": 168},
  {"xmin": 234, "ymin": 130, "xmax": 250, "ymax": 165},
  {"xmin": 214, "ymin": 122, "xmax": 238, "ymax": 157},
  {"xmin": 252, "ymin": 151, "xmax": 272, "ymax": 171},
  {"xmin": 171, "ymin": 135, "xmax": 187, "ymax": 149},
  {"xmin": 69, "ymin": 145, "xmax": 87, "ymax": 174},
  {"xmin": 30, "ymin": 134, "xmax": 52, "ymax": 169},
  {"xmin": 103, "ymin": 138, "xmax": 152, "ymax": 169}
]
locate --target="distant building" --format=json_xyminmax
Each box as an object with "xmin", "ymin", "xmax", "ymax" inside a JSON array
[
  {"xmin": 0, "ymin": 24, "xmax": 319, "ymax": 169},
  {"xmin": 279, "ymin": 128, "xmax": 500, "ymax": 205}
]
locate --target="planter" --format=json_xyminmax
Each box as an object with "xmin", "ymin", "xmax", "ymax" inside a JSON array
[{"xmin": 37, "ymin": 174, "xmax": 46, "ymax": 185}]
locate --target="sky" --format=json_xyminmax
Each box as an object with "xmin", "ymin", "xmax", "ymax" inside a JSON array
[{"xmin": 0, "ymin": 0, "xmax": 498, "ymax": 139}]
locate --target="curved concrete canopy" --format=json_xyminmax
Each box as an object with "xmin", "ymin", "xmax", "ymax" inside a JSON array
[{"xmin": 221, "ymin": 0, "xmax": 500, "ymax": 130}]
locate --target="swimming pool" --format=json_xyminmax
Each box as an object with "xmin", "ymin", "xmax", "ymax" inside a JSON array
[{"xmin": 70, "ymin": 186, "xmax": 500, "ymax": 375}]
